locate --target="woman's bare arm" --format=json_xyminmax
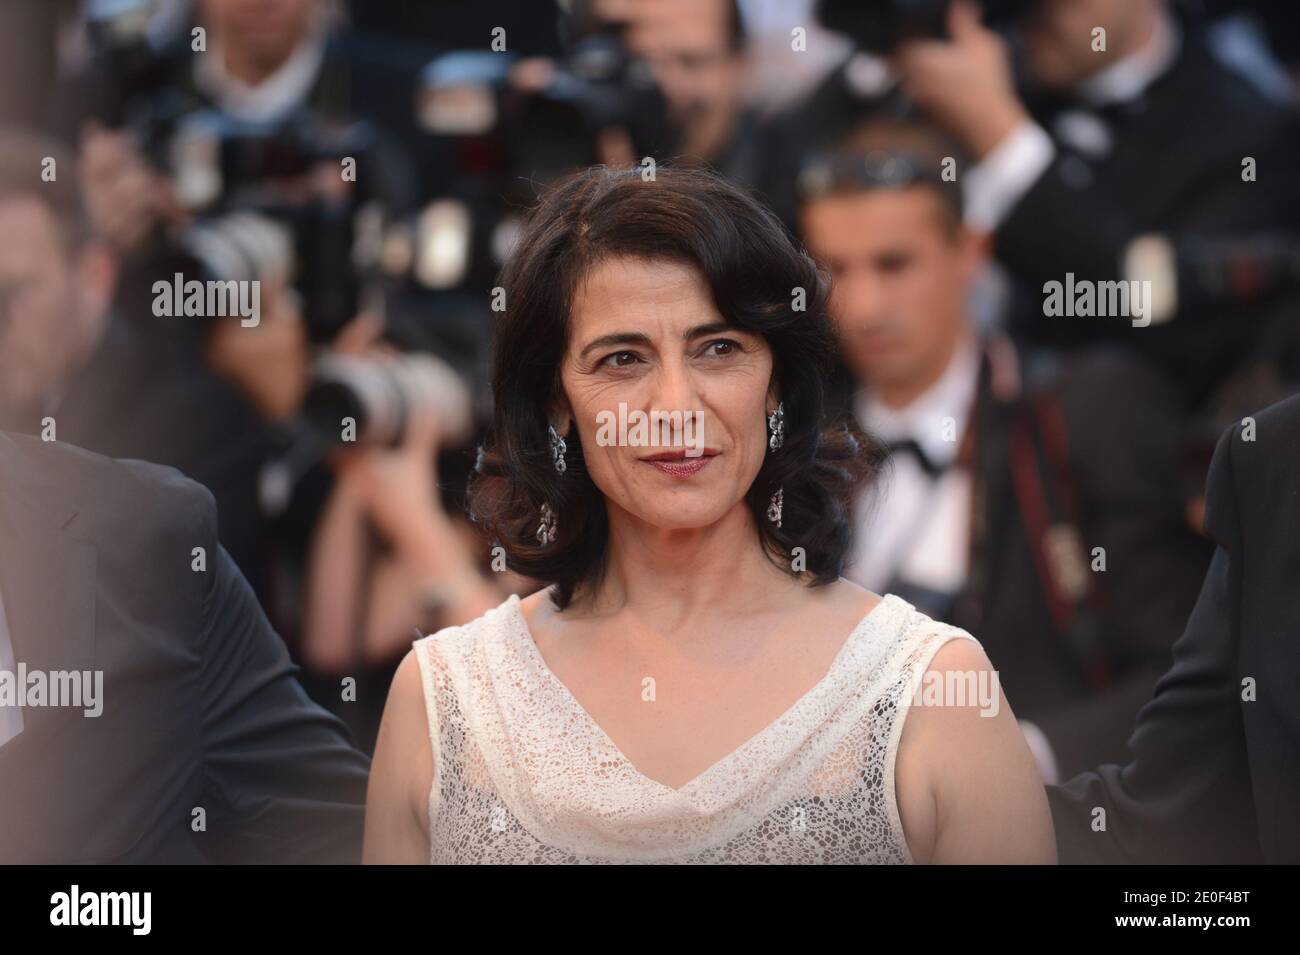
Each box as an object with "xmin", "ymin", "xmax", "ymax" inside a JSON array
[
  {"xmin": 364, "ymin": 649, "xmax": 434, "ymax": 863},
  {"xmin": 896, "ymin": 638, "xmax": 1057, "ymax": 864}
]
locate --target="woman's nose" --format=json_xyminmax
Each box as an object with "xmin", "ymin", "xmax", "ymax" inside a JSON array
[{"xmin": 648, "ymin": 360, "xmax": 700, "ymax": 414}]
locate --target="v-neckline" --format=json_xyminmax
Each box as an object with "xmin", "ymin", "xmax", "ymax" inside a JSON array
[{"xmin": 504, "ymin": 593, "xmax": 897, "ymax": 797}]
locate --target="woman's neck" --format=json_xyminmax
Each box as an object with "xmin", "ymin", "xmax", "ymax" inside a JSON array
[{"xmin": 576, "ymin": 500, "xmax": 799, "ymax": 626}]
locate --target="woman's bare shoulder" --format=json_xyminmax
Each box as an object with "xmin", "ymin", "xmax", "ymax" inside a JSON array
[
  {"xmin": 895, "ymin": 636, "xmax": 1056, "ymax": 863},
  {"xmin": 801, "ymin": 576, "xmax": 884, "ymax": 625}
]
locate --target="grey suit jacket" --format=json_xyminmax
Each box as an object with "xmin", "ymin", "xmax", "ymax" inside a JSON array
[{"xmin": 0, "ymin": 431, "xmax": 370, "ymax": 863}]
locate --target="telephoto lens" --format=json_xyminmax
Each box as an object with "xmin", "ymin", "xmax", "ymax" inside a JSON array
[{"xmin": 302, "ymin": 351, "xmax": 474, "ymax": 448}]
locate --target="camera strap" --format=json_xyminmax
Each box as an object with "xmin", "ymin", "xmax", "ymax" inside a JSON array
[
  {"xmin": 958, "ymin": 342, "xmax": 1113, "ymax": 693},
  {"xmin": 1009, "ymin": 391, "xmax": 1114, "ymax": 692}
]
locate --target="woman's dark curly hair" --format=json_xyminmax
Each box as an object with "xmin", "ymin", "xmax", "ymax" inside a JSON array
[{"xmin": 469, "ymin": 163, "xmax": 887, "ymax": 609}]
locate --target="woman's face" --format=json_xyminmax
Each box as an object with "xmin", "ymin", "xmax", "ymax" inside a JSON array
[{"xmin": 558, "ymin": 255, "xmax": 775, "ymax": 533}]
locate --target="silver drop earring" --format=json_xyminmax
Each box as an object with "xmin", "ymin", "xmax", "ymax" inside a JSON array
[
  {"xmin": 767, "ymin": 402, "xmax": 785, "ymax": 451},
  {"xmin": 536, "ymin": 502, "xmax": 557, "ymax": 545},
  {"xmin": 766, "ymin": 403, "xmax": 784, "ymax": 527},
  {"xmin": 548, "ymin": 424, "xmax": 567, "ymax": 474},
  {"xmin": 767, "ymin": 486, "xmax": 783, "ymax": 528},
  {"xmin": 538, "ymin": 424, "xmax": 565, "ymax": 544}
]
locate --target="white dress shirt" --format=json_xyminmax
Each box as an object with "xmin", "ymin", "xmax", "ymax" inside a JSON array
[
  {"xmin": 845, "ymin": 337, "xmax": 1064, "ymax": 784},
  {"xmin": 1074, "ymin": 9, "xmax": 1181, "ymax": 107},
  {"xmin": 846, "ymin": 333, "xmax": 981, "ymax": 595},
  {"xmin": 0, "ymin": 588, "xmax": 23, "ymax": 747},
  {"xmin": 193, "ymin": 27, "xmax": 328, "ymax": 124}
]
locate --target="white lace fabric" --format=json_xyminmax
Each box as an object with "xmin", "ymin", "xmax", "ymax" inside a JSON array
[{"xmin": 412, "ymin": 592, "xmax": 981, "ymax": 863}]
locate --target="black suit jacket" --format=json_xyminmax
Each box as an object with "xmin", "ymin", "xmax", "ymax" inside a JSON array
[
  {"xmin": 0, "ymin": 432, "xmax": 370, "ymax": 863},
  {"xmin": 998, "ymin": 10, "xmax": 1300, "ymax": 400},
  {"xmin": 1048, "ymin": 393, "xmax": 1300, "ymax": 863},
  {"xmin": 928, "ymin": 346, "xmax": 1211, "ymax": 779}
]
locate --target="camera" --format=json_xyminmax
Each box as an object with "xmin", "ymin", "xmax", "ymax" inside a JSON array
[
  {"xmin": 80, "ymin": 8, "xmax": 391, "ymax": 345},
  {"xmin": 162, "ymin": 108, "xmax": 382, "ymax": 343},
  {"xmin": 406, "ymin": 28, "xmax": 670, "ymax": 308},
  {"xmin": 1124, "ymin": 231, "xmax": 1300, "ymax": 326},
  {"xmin": 418, "ymin": 34, "xmax": 669, "ymax": 185},
  {"xmin": 302, "ymin": 352, "xmax": 474, "ymax": 449}
]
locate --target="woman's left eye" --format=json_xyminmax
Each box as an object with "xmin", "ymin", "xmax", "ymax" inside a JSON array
[{"xmin": 703, "ymin": 339, "xmax": 737, "ymax": 358}]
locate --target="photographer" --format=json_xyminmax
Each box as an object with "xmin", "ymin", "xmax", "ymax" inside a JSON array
[
  {"xmin": 297, "ymin": 315, "xmax": 527, "ymax": 753},
  {"xmin": 61, "ymin": 0, "xmax": 439, "ymax": 604},
  {"xmin": 69, "ymin": 0, "xmax": 419, "ymax": 358},
  {"xmin": 622, "ymin": 0, "xmax": 766, "ymax": 184},
  {"xmin": 890, "ymin": 0, "xmax": 1300, "ymax": 403}
]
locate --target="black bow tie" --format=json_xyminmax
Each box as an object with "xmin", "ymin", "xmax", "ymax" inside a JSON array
[{"xmin": 886, "ymin": 438, "xmax": 945, "ymax": 479}]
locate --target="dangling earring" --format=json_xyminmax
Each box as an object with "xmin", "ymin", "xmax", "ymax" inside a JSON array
[
  {"xmin": 766, "ymin": 403, "xmax": 784, "ymax": 527},
  {"xmin": 548, "ymin": 424, "xmax": 567, "ymax": 474},
  {"xmin": 536, "ymin": 502, "xmax": 557, "ymax": 545},
  {"xmin": 766, "ymin": 486, "xmax": 783, "ymax": 528},
  {"xmin": 538, "ymin": 424, "xmax": 565, "ymax": 544},
  {"xmin": 767, "ymin": 402, "xmax": 785, "ymax": 451}
]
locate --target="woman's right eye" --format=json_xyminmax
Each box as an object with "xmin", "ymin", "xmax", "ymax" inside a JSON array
[{"xmin": 600, "ymin": 351, "xmax": 640, "ymax": 368}]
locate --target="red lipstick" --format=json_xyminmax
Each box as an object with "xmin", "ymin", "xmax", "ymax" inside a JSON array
[{"xmin": 639, "ymin": 448, "xmax": 718, "ymax": 478}]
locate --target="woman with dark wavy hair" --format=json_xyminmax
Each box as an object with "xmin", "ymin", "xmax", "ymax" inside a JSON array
[{"xmin": 365, "ymin": 164, "xmax": 1054, "ymax": 864}]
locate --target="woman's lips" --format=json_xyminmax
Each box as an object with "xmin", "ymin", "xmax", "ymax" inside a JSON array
[{"xmin": 640, "ymin": 452, "xmax": 716, "ymax": 478}]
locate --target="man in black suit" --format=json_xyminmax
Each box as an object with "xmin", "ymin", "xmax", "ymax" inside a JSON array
[
  {"xmin": 0, "ymin": 429, "xmax": 371, "ymax": 863},
  {"xmin": 895, "ymin": 0, "xmax": 1300, "ymax": 403},
  {"xmin": 797, "ymin": 125, "xmax": 1213, "ymax": 781},
  {"xmin": 1049, "ymin": 393, "xmax": 1300, "ymax": 863}
]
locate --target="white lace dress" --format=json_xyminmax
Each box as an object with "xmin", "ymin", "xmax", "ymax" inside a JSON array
[{"xmin": 411, "ymin": 592, "xmax": 981, "ymax": 863}]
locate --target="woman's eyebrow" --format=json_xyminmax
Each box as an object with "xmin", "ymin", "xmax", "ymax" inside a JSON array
[
  {"xmin": 683, "ymin": 321, "xmax": 732, "ymax": 340},
  {"xmin": 578, "ymin": 332, "xmax": 652, "ymax": 360}
]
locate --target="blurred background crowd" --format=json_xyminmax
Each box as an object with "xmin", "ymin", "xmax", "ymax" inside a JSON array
[{"xmin": 1, "ymin": 0, "xmax": 1298, "ymax": 777}]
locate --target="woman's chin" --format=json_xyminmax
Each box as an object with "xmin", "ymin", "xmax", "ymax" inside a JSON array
[{"xmin": 621, "ymin": 499, "xmax": 734, "ymax": 533}]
